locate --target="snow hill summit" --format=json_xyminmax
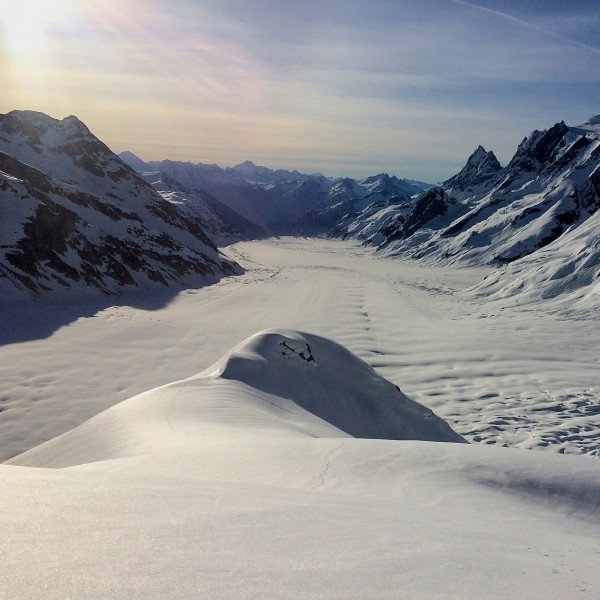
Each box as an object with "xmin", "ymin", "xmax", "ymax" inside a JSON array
[{"xmin": 8, "ymin": 329, "xmax": 464, "ymax": 468}]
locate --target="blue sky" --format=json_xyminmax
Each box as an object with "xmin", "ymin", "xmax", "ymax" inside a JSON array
[{"xmin": 1, "ymin": 0, "xmax": 599, "ymax": 181}]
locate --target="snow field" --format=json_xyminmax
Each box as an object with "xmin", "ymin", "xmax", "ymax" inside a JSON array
[
  {"xmin": 1, "ymin": 238, "xmax": 599, "ymax": 460},
  {"xmin": 1, "ymin": 238, "xmax": 600, "ymax": 598}
]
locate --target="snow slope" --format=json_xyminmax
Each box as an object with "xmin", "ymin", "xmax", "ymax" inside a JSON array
[
  {"xmin": 2, "ymin": 238, "xmax": 600, "ymax": 598},
  {"xmin": 9, "ymin": 329, "xmax": 463, "ymax": 469}
]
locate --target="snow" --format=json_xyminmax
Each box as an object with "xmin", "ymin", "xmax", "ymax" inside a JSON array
[
  {"xmin": 1, "ymin": 111, "xmax": 238, "ymax": 297},
  {"xmin": 1, "ymin": 237, "xmax": 600, "ymax": 598}
]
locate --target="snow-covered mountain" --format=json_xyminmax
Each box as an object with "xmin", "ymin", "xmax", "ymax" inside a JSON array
[
  {"xmin": 337, "ymin": 115, "xmax": 600, "ymax": 304},
  {"xmin": 119, "ymin": 153, "xmax": 431, "ymax": 234},
  {"xmin": 118, "ymin": 156, "xmax": 330, "ymax": 232},
  {"xmin": 334, "ymin": 187, "xmax": 464, "ymax": 249},
  {"xmin": 139, "ymin": 170, "xmax": 267, "ymax": 245},
  {"xmin": 0, "ymin": 111, "xmax": 241, "ymax": 299},
  {"xmin": 423, "ymin": 119, "xmax": 600, "ymax": 266},
  {"xmin": 294, "ymin": 173, "xmax": 429, "ymax": 236},
  {"xmin": 442, "ymin": 145, "xmax": 503, "ymax": 201}
]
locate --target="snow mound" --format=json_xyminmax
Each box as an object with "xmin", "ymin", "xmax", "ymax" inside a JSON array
[
  {"xmin": 211, "ymin": 329, "xmax": 465, "ymax": 443},
  {"xmin": 9, "ymin": 329, "xmax": 464, "ymax": 468}
]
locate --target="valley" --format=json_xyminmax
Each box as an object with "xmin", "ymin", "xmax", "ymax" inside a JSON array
[{"xmin": 2, "ymin": 238, "xmax": 599, "ymax": 461}]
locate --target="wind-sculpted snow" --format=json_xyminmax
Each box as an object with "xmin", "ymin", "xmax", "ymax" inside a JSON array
[
  {"xmin": 212, "ymin": 330, "xmax": 465, "ymax": 443},
  {"xmin": 9, "ymin": 329, "xmax": 464, "ymax": 468}
]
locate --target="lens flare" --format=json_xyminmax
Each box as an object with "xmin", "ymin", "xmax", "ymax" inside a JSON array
[{"xmin": 1, "ymin": 0, "xmax": 73, "ymax": 55}]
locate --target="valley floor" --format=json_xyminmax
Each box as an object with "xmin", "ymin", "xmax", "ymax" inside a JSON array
[
  {"xmin": 1, "ymin": 237, "xmax": 599, "ymax": 460},
  {"xmin": 1, "ymin": 238, "xmax": 600, "ymax": 599}
]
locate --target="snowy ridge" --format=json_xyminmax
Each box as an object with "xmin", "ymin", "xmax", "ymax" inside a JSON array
[
  {"xmin": 119, "ymin": 152, "xmax": 431, "ymax": 234},
  {"xmin": 0, "ymin": 111, "xmax": 241, "ymax": 298},
  {"xmin": 337, "ymin": 114, "xmax": 600, "ymax": 305}
]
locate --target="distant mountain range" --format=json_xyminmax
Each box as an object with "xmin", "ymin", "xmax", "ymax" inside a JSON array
[
  {"xmin": 3, "ymin": 108, "xmax": 599, "ymax": 306},
  {"xmin": 119, "ymin": 153, "xmax": 432, "ymax": 234}
]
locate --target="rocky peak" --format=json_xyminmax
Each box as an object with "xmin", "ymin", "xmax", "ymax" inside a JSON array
[
  {"xmin": 443, "ymin": 146, "xmax": 503, "ymax": 193},
  {"xmin": 506, "ymin": 121, "xmax": 569, "ymax": 173},
  {"xmin": 469, "ymin": 145, "xmax": 488, "ymax": 164}
]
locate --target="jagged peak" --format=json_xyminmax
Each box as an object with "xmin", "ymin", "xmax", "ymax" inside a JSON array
[
  {"xmin": 470, "ymin": 145, "xmax": 488, "ymax": 160},
  {"xmin": 443, "ymin": 145, "xmax": 502, "ymax": 192},
  {"xmin": 361, "ymin": 173, "xmax": 391, "ymax": 184},
  {"xmin": 508, "ymin": 121, "xmax": 569, "ymax": 168}
]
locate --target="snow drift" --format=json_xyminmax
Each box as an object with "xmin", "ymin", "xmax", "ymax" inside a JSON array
[{"xmin": 9, "ymin": 329, "xmax": 464, "ymax": 468}]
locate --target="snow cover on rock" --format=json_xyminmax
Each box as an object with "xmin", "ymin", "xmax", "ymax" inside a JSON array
[{"xmin": 0, "ymin": 111, "xmax": 241, "ymax": 299}]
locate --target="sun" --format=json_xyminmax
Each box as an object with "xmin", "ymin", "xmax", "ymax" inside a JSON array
[{"xmin": 1, "ymin": 0, "xmax": 73, "ymax": 55}]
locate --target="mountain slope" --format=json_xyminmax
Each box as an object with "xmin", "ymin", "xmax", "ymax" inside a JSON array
[
  {"xmin": 129, "ymin": 158, "xmax": 331, "ymax": 231},
  {"xmin": 416, "ymin": 118, "xmax": 600, "ymax": 266},
  {"xmin": 0, "ymin": 111, "xmax": 241, "ymax": 298},
  {"xmin": 141, "ymin": 171, "xmax": 267, "ymax": 245},
  {"xmin": 335, "ymin": 115, "xmax": 600, "ymax": 305}
]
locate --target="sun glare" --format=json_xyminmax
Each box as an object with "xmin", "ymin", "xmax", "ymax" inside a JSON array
[{"xmin": 1, "ymin": 0, "xmax": 73, "ymax": 55}]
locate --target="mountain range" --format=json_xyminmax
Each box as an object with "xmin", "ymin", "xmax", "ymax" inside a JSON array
[
  {"xmin": 331, "ymin": 115, "xmax": 600, "ymax": 306},
  {"xmin": 2, "ymin": 108, "xmax": 600, "ymax": 306},
  {"xmin": 119, "ymin": 153, "xmax": 431, "ymax": 234},
  {"xmin": 3, "ymin": 110, "xmax": 600, "ymax": 598}
]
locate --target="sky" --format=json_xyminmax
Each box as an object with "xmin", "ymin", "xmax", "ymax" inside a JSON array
[{"xmin": 1, "ymin": 0, "xmax": 599, "ymax": 182}]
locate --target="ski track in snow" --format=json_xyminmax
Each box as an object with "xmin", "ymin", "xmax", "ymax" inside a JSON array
[{"xmin": 1, "ymin": 237, "xmax": 599, "ymax": 460}]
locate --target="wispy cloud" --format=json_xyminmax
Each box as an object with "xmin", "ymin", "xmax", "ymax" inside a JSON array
[
  {"xmin": 451, "ymin": 0, "xmax": 600, "ymax": 55},
  {"xmin": 1, "ymin": 0, "xmax": 599, "ymax": 181}
]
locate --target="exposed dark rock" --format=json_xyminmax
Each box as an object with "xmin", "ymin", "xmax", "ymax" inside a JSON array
[
  {"xmin": 443, "ymin": 146, "xmax": 503, "ymax": 193},
  {"xmin": 0, "ymin": 110, "xmax": 242, "ymax": 298}
]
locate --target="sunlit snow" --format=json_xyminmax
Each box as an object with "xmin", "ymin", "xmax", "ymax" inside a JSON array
[{"xmin": 1, "ymin": 238, "xmax": 599, "ymax": 598}]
